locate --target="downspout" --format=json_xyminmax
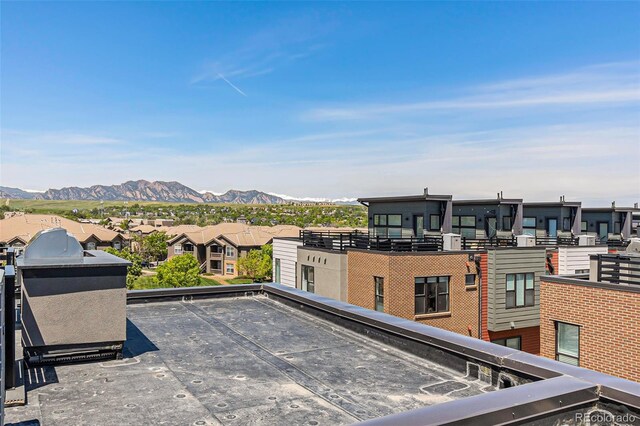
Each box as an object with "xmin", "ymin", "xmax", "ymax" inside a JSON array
[{"xmin": 475, "ymin": 255, "xmax": 483, "ymax": 340}]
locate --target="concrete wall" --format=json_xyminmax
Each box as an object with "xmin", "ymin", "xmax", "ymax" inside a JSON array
[
  {"xmin": 557, "ymin": 246, "xmax": 608, "ymax": 275},
  {"xmin": 487, "ymin": 248, "xmax": 546, "ymax": 332},
  {"xmin": 296, "ymin": 247, "xmax": 347, "ymax": 302},
  {"xmin": 347, "ymin": 250, "xmax": 482, "ymax": 338},
  {"xmin": 272, "ymin": 238, "xmax": 302, "ymax": 287},
  {"xmin": 540, "ymin": 277, "xmax": 640, "ymax": 381}
]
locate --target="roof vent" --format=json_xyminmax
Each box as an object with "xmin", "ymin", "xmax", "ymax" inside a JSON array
[
  {"xmin": 24, "ymin": 228, "xmax": 84, "ymax": 263},
  {"xmin": 424, "ymin": 187, "xmax": 429, "ymax": 196}
]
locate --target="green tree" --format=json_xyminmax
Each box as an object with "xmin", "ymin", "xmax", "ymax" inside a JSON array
[
  {"xmin": 155, "ymin": 254, "xmax": 200, "ymax": 288},
  {"xmin": 237, "ymin": 244, "xmax": 272, "ymax": 282},
  {"xmin": 141, "ymin": 232, "xmax": 169, "ymax": 262},
  {"xmin": 104, "ymin": 247, "xmax": 142, "ymax": 289}
]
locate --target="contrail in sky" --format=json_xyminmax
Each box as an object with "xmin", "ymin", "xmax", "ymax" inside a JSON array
[{"xmin": 218, "ymin": 73, "xmax": 247, "ymax": 97}]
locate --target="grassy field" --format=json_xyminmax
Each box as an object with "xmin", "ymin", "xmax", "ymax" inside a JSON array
[{"xmin": 131, "ymin": 274, "xmax": 221, "ymax": 290}]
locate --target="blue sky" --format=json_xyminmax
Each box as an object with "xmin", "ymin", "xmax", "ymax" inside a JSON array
[{"xmin": 1, "ymin": 2, "xmax": 639, "ymax": 204}]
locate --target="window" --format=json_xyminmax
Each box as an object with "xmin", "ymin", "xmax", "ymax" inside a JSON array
[
  {"xmin": 522, "ymin": 217, "xmax": 537, "ymax": 236},
  {"xmin": 226, "ymin": 263, "xmax": 235, "ymax": 274},
  {"xmin": 184, "ymin": 243, "xmax": 194, "ymax": 252},
  {"xmin": 415, "ymin": 276, "xmax": 449, "ymax": 315},
  {"xmin": 581, "ymin": 221, "xmax": 588, "ymax": 232},
  {"xmin": 374, "ymin": 277, "xmax": 384, "ymax": 312},
  {"xmin": 452, "ymin": 216, "xmax": 476, "ymax": 239},
  {"xmin": 465, "ymin": 274, "xmax": 476, "ymax": 286},
  {"xmin": 113, "ymin": 241, "xmax": 121, "ymax": 250},
  {"xmin": 614, "ymin": 222, "xmax": 621, "ymax": 234},
  {"xmin": 274, "ymin": 258, "xmax": 281, "ymax": 283},
  {"xmin": 562, "ymin": 217, "xmax": 571, "ymax": 232},
  {"xmin": 491, "ymin": 336, "xmax": 521, "ymax": 350},
  {"xmin": 429, "ymin": 214, "xmax": 441, "ymax": 231},
  {"xmin": 502, "ymin": 216, "xmax": 512, "ymax": 231},
  {"xmin": 86, "ymin": 241, "xmax": 96, "ymax": 250},
  {"xmin": 301, "ymin": 265, "xmax": 315, "ymax": 293},
  {"xmin": 506, "ymin": 273, "xmax": 535, "ymax": 308},
  {"xmin": 373, "ymin": 214, "xmax": 403, "ymax": 238},
  {"xmin": 226, "ymin": 246, "xmax": 234, "ymax": 257},
  {"xmin": 556, "ymin": 322, "xmax": 580, "ymax": 366}
]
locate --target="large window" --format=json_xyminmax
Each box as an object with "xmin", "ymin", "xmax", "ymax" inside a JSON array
[
  {"xmin": 374, "ymin": 277, "xmax": 384, "ymax": 312},
  {"xmin": 225, "ymin": 263, "xmax": 235, "ymax": 274},
  {"xmin": 581, "ymin": 221, "xmax": 588, "ymax": 232},
  {"xmin": 506, "ymin": 273, "xmax": 535, "ymax": 308},
  {"xmin": 502, "ymin": 216, "xmax": 512, "ymax": 231},
  {"xmin": 562, "ymin": 217, "xmax": 571, "ymax": 232},
  {"xmin": 452, "ymin": 216, "xmax": 476, "ymax": 239},
  {"xmin": 415, "ymin": 276, "xmax": 449, "ymax": 315},
  {"xmin": 302, "ymin": 265, "xmax": 315, "ymax": 293},
  {"xmin": 174, "ymin": 244, "xmax": 183, "ymax": 255},
  {"xmin": 523, "ymin": 217, "xmax": 536, "ymax": 236},
  {"xmin": 491, "ymin": 336, "xmax": 521, "ymax": 350},
  {"xmin": 556, "ymin": 322, "xmax": 580, "ymax": 366},
  {"xmin": 429, "ymin": 214, "xmax": 441, "ymax": 231},
  {"xmin": 274, "ymin": 258, "xmax": 281, "ymax": 283},
  {"xmin": 226, "ymin": 246, "xmax": 235, "ymax": 257},
  {"xmin": 373, "ymin": 214, "xmax": 402, "ymax": 238}
]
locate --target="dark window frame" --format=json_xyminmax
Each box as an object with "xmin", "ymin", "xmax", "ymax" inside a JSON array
[
  {"xmin": 555, "ymin": 321, "xmax": 580, "ymax": 366},
  {"xmin": 374, "ymin": 276, "xmax": 384, "ymax": 312},
  {"xmin": 415, "ymin": 276, "xmax": 450, "ymax": 315},
  {"xmin": 429, "ymin": 214, "xmax": 441, "ymax": 231},
  {"xmin": 581, "ymin": 221, "xmax": 588, "ymax": 232},
  {"xmin": 505, "ymin": 272, "xmax": 535, "ymax": 308},
  {"xmin": 452, "ymin": 215, "xmax": 477, "ymax": 239},
  {"xmin": 502, "ymin": 216, "xmax": 512, "ymax": 231},
  {"xmin": 523, "ymin": 217, "xmax": 537, "ymax": 236},
  {"xmin": 491, "ymin": 336, "xmax": 522, "ymax": 350},
  {"xmin": 373, "ymin": 213, "xmax": 403, "ymax": 238},
  {"xmin": 465, "ymin": 274, "xmax": 476, "ymax": 286},
  {"xmin": 301, "ymin": 265, "xmax": 315, "ymax": 293},
  {"xmin": 562, "ymin": 217, "xmax": 571, "ymax": 232}
]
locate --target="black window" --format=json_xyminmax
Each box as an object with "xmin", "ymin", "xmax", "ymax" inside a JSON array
[
  {"xmin": 415, "ymin": 276, "xmax": 449, "ymax": 314},
  {"xmin": 301, "ymin": 265, "xmax": 315, "ymax": 293},
  {"xmin": 465, "ymin": 274, "xmax": 476, "ymax": 286},
  {"xmin": 562, "ymin": 217, "xmax": 571, "ymax": 232},
  {"xmin": 502, "ymin": 216, "xmax": 512, "ymax": 231},
  {"xmin": 491, "ymin": 336, "xmax": 521, "ymax": 350},
  {"xmin": 429, "ymin": 214, "xmax": 441, "ymax": 231},
  {"xmin": 614, "ymin": 222, "xmax": 621, "ymax": 234},
  {"xmin": 373, "ymin": 214, "xmax": 403, "ymax": 238},
  {"xmin": 374, "ymin": 277, "xmax": 384, "ymax": 312},
  {"xmin": 523, "ymin": 217, "xmax": 537, "ymax": 236},
  {"xmin": 556, "ymin": 322, "xmax": 579, "ymax": 366},
  {"xmin": 506, "ymin": 273, "xmax": 535, "ymax": 308},
  {"xmin": 452, "ymin": 216, "xmax": 476, "ymax": 239}
]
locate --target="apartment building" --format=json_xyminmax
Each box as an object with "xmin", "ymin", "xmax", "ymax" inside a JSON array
[
  {"xmin": 452, "ymin": 194, "xmax": 523, "ymax": 239},
  {"xmin": 167, "ymin": 223, "xmax": 300, "ymax": 275},
  {"xmin": 522, "ymin": 197, "xmax": 582, "ymax": 239},
  {"xmin": 0, "ymin": 214, "xmax": 128, "ymax": 252},
  {"xmin": 581, "ymin": 203, "xmax": 639, "ymax": 243},
  {"xmin": 540, "ymin": 246, "xmax": 640, "ymax": 381}
]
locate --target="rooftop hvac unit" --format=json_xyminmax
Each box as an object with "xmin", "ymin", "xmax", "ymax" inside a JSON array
[
  {"xmin": 578, "ymin": 235, "xmax": 596, "ymax": 246},
  {"xmin": 516, "ymin": 235, "xmax": 535, "ymax": 247},
  {"xmin": 17, "ymin": 228, "xmax": 130, "ymax": 366},
  {"xmin": 443, "ymin": 233, "xmax": 461, "ymax": 251}
]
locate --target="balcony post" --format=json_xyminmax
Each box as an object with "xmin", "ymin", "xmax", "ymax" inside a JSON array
[{"xmin": 4, "ymin": 264, "xmax": 16, "ymax": 389}]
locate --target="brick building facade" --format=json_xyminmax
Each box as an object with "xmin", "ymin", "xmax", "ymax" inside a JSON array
[
  {"xmin": 347, "ymin": 250, "xmax": 482, "ymax": 338},
  {"xmin": 540, "ymin": 276, "xmax": 640, "ymax": 382}
]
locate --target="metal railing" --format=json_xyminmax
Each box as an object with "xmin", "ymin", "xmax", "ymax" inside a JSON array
[
  {"xmin": 300, "ymin": 230, "xmax": 443, "ymax": 252},
  {"xmin": 461, "ymin": 237, "xmax": 516, "ymax": 250},
  {"xmin": 2, "ymin": 248, "xmax": 17, "ymax": 393},
  {"xmin": 535, "ymin": 236, "xmax": 579, "ymax": 246},
  {"xmin": 594, "ymin": 253, "xmax": 640, "ymax": 285}
]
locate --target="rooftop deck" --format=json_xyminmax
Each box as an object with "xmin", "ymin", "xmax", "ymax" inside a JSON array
[
  {"xmin": 5, "ymin": 294, "xmax": 491, "ymax": 425},
  {"xmin": 4, "ymin": 284, "xmax": 640, "ymax": 425}
]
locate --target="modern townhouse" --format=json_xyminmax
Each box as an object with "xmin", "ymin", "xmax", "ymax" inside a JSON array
[
  {"xmin": 581, "ymin": 203, "xmax": 639, "ymax": 244},
  {"xmin": 522, "ymin": 197, "xmax": 582, "ymax": 240},
  {"xmin": 451, "ymin": 194, "xmax": 523, "ymax": 241},
  {"xmin": 540, "ymin": 242, "xmax": 640, "ymax": 381}
]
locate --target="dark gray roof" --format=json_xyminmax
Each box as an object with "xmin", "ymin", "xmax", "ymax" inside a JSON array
[{"xmin": 357, "ymin": 194, "xmax": 452, "ymax": 203}]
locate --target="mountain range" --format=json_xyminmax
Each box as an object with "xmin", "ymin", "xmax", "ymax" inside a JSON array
[{"xmin": 0, "ymin": 180, "xmax": 356, "ymax": 204}]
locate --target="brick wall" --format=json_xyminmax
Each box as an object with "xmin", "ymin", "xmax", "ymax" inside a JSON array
[
  {"xmin": 546, "ymin": 249, "xmax": 558, "ymax": 275},
  {"xmin": 540, "ymin": 278, "xmax": 640, "ymax": 381},
  {"xmin": 479, "ymin": 253, "xmax": 490, "ymax": 341},
  {"xmin": 347, "ymin": 250, "xmax": 480, "ymax": 338},
  {"xmin": 488, "ymin": 326, "xmax": 540, "ymax": 354}
]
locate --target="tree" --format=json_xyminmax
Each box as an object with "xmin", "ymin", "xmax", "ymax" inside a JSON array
[
  {"xmin": 237, "ymin": 244, "xmax": 272, "ymax": 282},
  {"xmin": 104, "ymin": 247, "xmax": 142, "ymax": 289},
  {"xmin": 155, "ymin": 254, "xmax": 200, "ymax": 288},
  {"xmin": 141, "ymin": 232, "xmax": 169, "ymax": 262}
]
